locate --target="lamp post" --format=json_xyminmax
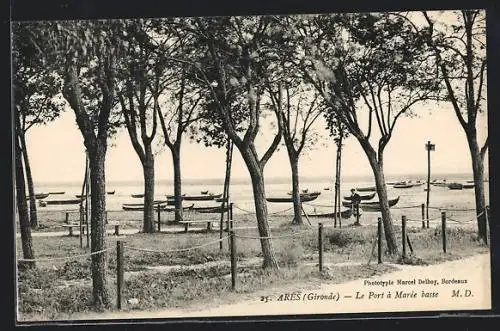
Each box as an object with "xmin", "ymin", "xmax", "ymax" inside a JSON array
[{"xmin": 425, "ymin": 141, "xmax": 435, "ymax": 224}]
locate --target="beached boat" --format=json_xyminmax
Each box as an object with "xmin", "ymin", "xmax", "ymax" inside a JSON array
[
  {"xmin": 287, "ymin": 189, "xmax": 310, "ymax": 195},
  {"xmin": 466, "ymin": 180, "xmax": 474, "ymax": 183},
  {"xmin": 355, "ymin": 186, "xmax": 376, "ymax": 192},
  {"xmin": 107, "ymin": 190, "xmax": 115, "ymax": 195},
  {"xmin": 193, "ymin": 205, "xmax": 231, "ymax": 213},
  {"xmin": 183, "ymin": 193, "xmax": 223, "ymax": 201},
  {"xmin": 200, "ymin": 190, "xmax": 209, "ymax": 195},
  {"xmin": 342, "ymin": 196, "xmax": 400, "ymax": 209},
  {"xmin": 43, "ymin": 198, "xmax": 83, "ymax": 206},
  {"xmin": 163, "ymin": 204, "xmax": 194, "ymax": 212},
  {"xmin": 49, "ymin": 191, "xmax": 65, "ymax": 195},
  {"xmin": 448, "ymin": 183, "xmax": 463, "ymax": 190},
  {"xmin": 430, "ymin": 182, "xmax": 448, "ymax": 187},
  {"xmin": 215, "ymin": 197, "xmax": 229, "ymax": 203},
  {"xmin": 75, "ymin": 194, "xmax": 91, "ymax": 198},
  {"xmin": 343, "ymin": 192, "xmax": 376, "ymax": 201},
  {"xmin": 324, "ymin": 187, "xmax": 330, "ymax": 191},
  {"xmin": 266, "ymin": 194, "xmax": 319, "ymax": 203},
  {"xmin": 131, "ymin": 194, "xmax": 144, "ymax": 198},
  {"xmin": 463, "ymin": 183, "xmax": 475, "ymax": 189},
  {"xmin": 287, "ymin": 191, "xmax": 321, "ymax": 197},
  {"xmin": 305, "ymin": 209, "xmax": 354, "ymax": 219},
  {"xmin": 166, "ymin": 194, "xmax": 186, "ymax": 199},
  {"xmin": 122, "ymin": 200, "xmax": 171, "ymax": 211},
  {"xmin": 393, "ymin": 183, "xmax": 414, "ymax": 189},
  {"xmin": 27, "ymin": 193, "xmax": 50, "ymax": 200}
]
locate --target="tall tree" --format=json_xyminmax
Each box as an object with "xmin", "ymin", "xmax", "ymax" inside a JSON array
[
  {"xmin": 266, "ymin": 81, "xmax": 324, "ymax": 225},
  {"xmin": 157, "ymin": 69, "xmax": 203, "ymax": 223},
  {"xmin": 289, "ymin": 13, "xmax": 438, "ymax": 253},
  {"xmin": 12, "ymin": 23, "xmax": 63, "ymax": 228},
  {"xmin": 24, "ymin": 20, "xmax": 126, "ymax": 306},
  {"xmin": 14, "ymin": 114, "xmax": 36, "ymax": 269},
  {"xmin": 420, "ymin": 10, "xmax": 488, "ymax": 242},
  {"xmin": 117, "ymin": 21, "xmax": 164, "ymax": 233},
  {"xmin": 179, "ymin": 17, "xmax": 284, "ymax": 269}
]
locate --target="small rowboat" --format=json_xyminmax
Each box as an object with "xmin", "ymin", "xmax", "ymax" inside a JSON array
[
  {"xmin": 107, "ymin": 190, "xmax": 115, "ymax": 195},
  {"xmin": 201, "ymin": 190, "xmax": 209, "ymax": 194},
  {"xmin": 193, "ymin": 205, "xmax": 231, "ymax": 213},
  {"xmin": 131, "ymin": 194, "xmax": 144, "ymax": 198},
  {"xmin": 163, "ymin": 204, "xmax": 194, "ymax": 212},
  {"xmin": 343, "ymin": 192, "xmax": 376, "ymax": 201},
  {"xmin": 342, "ymin": 196, "xmax": 400, "ymax": 209},
  {"xmin": 122, "ymin": 200, "xmax": 171, "ymax": 211},
  {"xmin": 49, "ymin": 191, "xmax": 65, "ymax": 195},
  {"xmin": 266, "ymin": 194, "xmax": 319, "ymax": 203},
  {"xmin": 448, "ymin": 183, "xmax": 463, "ymax": 190},
  {"xmin": 166, "ymin": 194, "xmax": 186, "ymax": 199},
  {"xmin": 43, "ymin": 198, "xmax": 83, "ymax": 206},
  {"xmin": 183, "ymin": 193, "xmax": 223, "ymax": 201},
  {"xmin": 27, "ymin": 193, "xmax": 50, "ymax": 200},
  {"xmin": 463, "ymin": 183, "xmax": 475, "ymax": 189},
  {"xmin": 356, "ymin": 186, "xmax": 376, "ymax": 192},
  {"xmin": 287, "ymin": 191, "xmax": 321, "ymax": 197},
  {"xmin": 393, "ymin": 183, "xmax": 414, "ymax": 189},
  {"xmin": 305, "ymin": 209, "xmax": 354, "ymax": 219}
]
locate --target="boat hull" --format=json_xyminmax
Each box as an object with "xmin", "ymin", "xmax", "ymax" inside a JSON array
[
  {"xmin": 343, "ymin": 196, "xmax": 400, "ymax": 209},
  {"xmin": 267, "ymin": 194, "xmax": 319, "ymax": 203},
  {"xmin": 343, "ymin": 192, "xmax": 376, "ymax": 201},
  {"xmin": 306, "ymin": 209, "xmax": 353, "ymax": 219},
  {"xmin": 356, "ymin": 187, "xmax": 376, "ymax": 192},
  {"xmin": 43, "ymin": 199, "xmax": 82, "ymax": 205},
  {"xmin": 183, "ymin": 194, "xmax": 223, "ymax": 201}
]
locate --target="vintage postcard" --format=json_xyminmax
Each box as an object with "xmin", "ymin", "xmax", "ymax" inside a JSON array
[{"xmin": 12, "ymin": 7, "xmax": 491, "ymax": 323}]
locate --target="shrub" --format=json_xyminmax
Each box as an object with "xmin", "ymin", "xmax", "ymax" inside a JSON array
[{"xmin": 279, "ymin": 241, "xmax": 305, "ymax": 266}]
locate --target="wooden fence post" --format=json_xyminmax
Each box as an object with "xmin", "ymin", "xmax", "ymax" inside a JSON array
[
  {"xmin": 441, "ymin": 211, "xmax": 447, "ymax": 253},
  {"xmin": 230, "ymin": 229, "xmax": 237, "ymax": 290},
  {"xmin": 65, "ymin": 212, "xmax": 69, "ymax": 225},
  {"xmin": 116, "ymin": 241, "xmax": 124, "ymax": 309},
  {"xmin": 421, "ymin": 203, "xmax": 425, "ymax": 228},
  {"xmin": 377, "ymin": 217, "xmax": 382, "ymax": 264},
  {"xmin": 402, "ymin": 216, "xmax": 407, "ymax": 260},
  {"xmin": 318, "ymin": 222, "xmax": 324, "ymax": 272}
]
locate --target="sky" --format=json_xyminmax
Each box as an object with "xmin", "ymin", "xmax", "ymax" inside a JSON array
[
  {"xmin": 25, "ymin": 100, "xmax": 488, "ymax": 184},
  {"xmin": 22, "ymin": 9, "xmax": 488, "ymax": 185}
]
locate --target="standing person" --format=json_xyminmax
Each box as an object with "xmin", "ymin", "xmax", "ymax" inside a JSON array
[{"xmin": 350, "ymin": 188, "xmax": 362, "ymax": 226}]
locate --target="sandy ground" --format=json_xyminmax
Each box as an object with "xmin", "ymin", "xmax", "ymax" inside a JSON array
[{"xmin": 69, "ymin": 252, "xmax": 491, "ymax": 321}]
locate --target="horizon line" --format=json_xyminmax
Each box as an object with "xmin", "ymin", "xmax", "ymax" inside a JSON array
[{"xmin": 35, "ymin": 171, "xmax": 483, "ymax": 185}]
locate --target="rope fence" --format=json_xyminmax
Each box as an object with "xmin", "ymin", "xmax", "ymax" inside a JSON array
[
  {"xmin": 123, "ymin": 236, "xmax": 229, "ymax": 254},
  {"xmin": 17, "ymin": 248, "xmax": 110, "ymax": 263},
  {"xmin": 234, "ymin": 228, "xmax": 312, "ymax": 240}
]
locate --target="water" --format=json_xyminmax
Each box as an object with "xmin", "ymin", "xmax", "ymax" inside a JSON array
[{"xmin": 34, "ymin": 174, "xmax": 489, "ymax": 226}]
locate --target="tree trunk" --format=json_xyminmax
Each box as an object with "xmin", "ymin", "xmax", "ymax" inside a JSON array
[
  {"xmin": 240, "ymin": 146, "xmax": 279, "ymax": 269},
  {"xmin": 15, "ymin": 133, "xmax": 36, "ymax": 269},
  {"xmin": 467, "ymin": 133, "xmax": 487, "ymax": 242},
  {"xmin": 87, "ymin": 143, "xmax": 110, "ymax": 307},
  {"xmin": 172, "ymin": 145, "xmax": 183, "ymax": 223},
  {"xmin": 19, "ymin": 132, "xmax": 37, "ymax": 228},
  {"xmin": 289, "ymin": 156, "xmax": 303, "ymax": 225},
  {"xmin": 361, "ymin": 142, "xmax": 399, "ymax": 254},
  {"xmin": 142, "ymin": 144, "xmax": 155, "ymax": 233}
]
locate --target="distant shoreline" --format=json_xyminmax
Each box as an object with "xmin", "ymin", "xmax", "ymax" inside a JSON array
[{"xmin": 35, "ymin": 172, "xmax": 483, "ymax": 187}]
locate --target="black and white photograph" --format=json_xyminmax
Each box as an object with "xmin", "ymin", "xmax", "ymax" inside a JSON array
[{"xmin": 12, "ymin": 7, "xmax": 492, "ymax": 322}]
